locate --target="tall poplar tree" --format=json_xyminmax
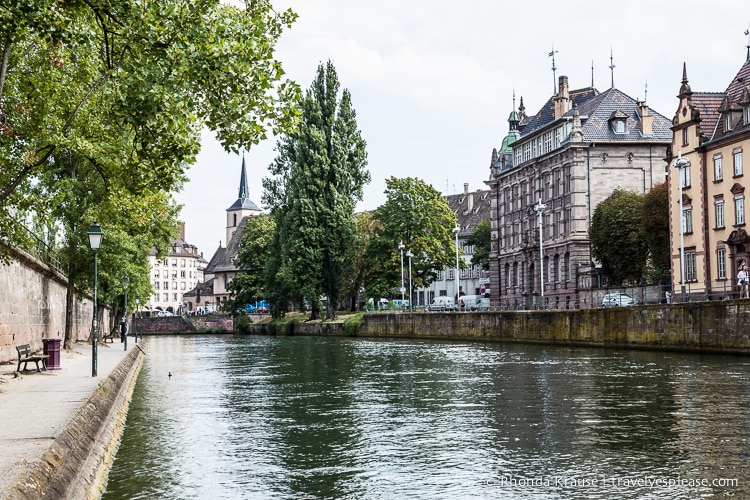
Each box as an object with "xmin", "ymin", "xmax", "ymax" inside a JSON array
[{"xmin": 263, "ymin": 61, "xmax": 369, "ymax": 320}]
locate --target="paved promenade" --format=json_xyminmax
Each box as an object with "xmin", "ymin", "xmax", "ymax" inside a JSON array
[{"xmin": 0, "ymin": 340, "xmax": 132, "ymax": 497}]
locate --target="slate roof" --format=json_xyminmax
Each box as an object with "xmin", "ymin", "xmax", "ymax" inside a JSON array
[
  {"xmin": 517, "ymin": 86, "xmax": 672, "ymax": 143},
  {"xmin": 690, "ymin": 92, "xmax": 724, "ymax": 141},
  {"xmin": 575, "ymin": 88, "xmax": 672, "ymax": 142},
  {"xmin": 445, "ymin": 188, "xmax": 492, "ymax": 236},
  {"xmin": 204, "ymin": 215, "xmax": 250, "ymax": 274},
  {"xmin": 704, "ymin": 60, "xmax": 750, "ymax": 143},
  {"xmin": 519, "ymin": 87, "xmax": 599, "ymax": 137}
]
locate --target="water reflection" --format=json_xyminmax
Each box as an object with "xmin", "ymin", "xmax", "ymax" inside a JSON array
[{"xmin": 103, "ymin": 336, "xmax": 750, "ymax": 499}]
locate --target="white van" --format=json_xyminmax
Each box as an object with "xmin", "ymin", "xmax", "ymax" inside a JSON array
[
  {"xmin": 459, "ymin": 295, "xmax": 490, "ymax": 311},
  {"xmin": 428, "ymin": 296, "xmax": 456, "ymax": 311}
]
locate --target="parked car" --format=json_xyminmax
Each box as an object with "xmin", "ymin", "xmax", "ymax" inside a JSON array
[
  {"xmin": 602, "ymin": 293, "xmax": 638, "ymax": 308},
  {"xmin": 428, "ymin": 296, "xmax": 457, "ymax": 311}
]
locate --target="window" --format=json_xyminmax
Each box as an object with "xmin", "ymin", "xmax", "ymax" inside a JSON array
[
  {"xmin": 163, "ymin": 281, "xmax": 168, "ymax": 290},
  {"xmin": 173, "ymin": 293, "xmax": 178, "ymax": 302},
  {"xmin": 682, "ymin": 128, "xmax": 689, "ymax": 146},
  {"xmin": 682, "ymin": 207, "xmax": 692, "ymax": 233},
  {"xmin": 734, "ymin": 149, "xmax": 743, "ymax": 176},
  {"xmin": 718, "ymin": 249, "xmax": 727, "ymax": 279},
  {"xmin": 680, "ymin": 163, "xmax": 691, "ymax": 188},
  {"xmin": 181, "ymin": 259, "xmax": 186, "ymax": 267},
  {"xmin": 736, "ymin": 196, "xmax": 745, "ymax": 225},
  {"xmin": 565, "ymin": 166, "xmax": 572, "ymax": 194},
  {"xmin": 714, "ymin": 155, "xmax": 723, "ymax": 181},
  {"xmin": 181, "ymin": 282, "xmax": 186, "ymax": 290},
  {"xmin": 154, "ymin": 270, "xmax": 160, "ymax": 278},
  {"xmin": 566, "ymin": 208, "xmax": 572, "ymax": 235},
  {"xmin": 556, "ymin": 212, "xmax": 563, "ymax": 238},
  {"xmin": 154, "ymin": 282, "xmax": 160, "ymax": 290},
  {"xmin": 614, "ymin": 120, "xmax": 626, "ymax": 133},
  {"xmin": 171, "ymin": 259, "xmax": 177, "ymax": 267},
  {"xmin": 447, "ymin": 269, "xmax": 455, "ymax": 280},
  {"xmin": 686, "ymin": 252, "xmax": 697, "ymax": 282},
  {"xmin": 545, "ymin": 213, "xmax": 553, "ymax": 239},
  {"xmin": 163, "ymin": 293, "xmax": 169, "ymax": 302},
  {"xmin": 715, "ymin": 200, "xmax": 725, "ymax": 228},
  {"xmin": 180, "ymin": 270, "xmax": 186, "ymax": 278},
  {"xmin": 172, "ymin": 281, "xmax": 178, "ymax": 290},
  {"xmin": 746, "ymin": 107, "xmax": 750, "ymax": 124}
]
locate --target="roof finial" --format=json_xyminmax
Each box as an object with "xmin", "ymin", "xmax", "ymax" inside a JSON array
[
  {"xmin": 745, "ymin": 26, "xmax": 750, "ymax": 64},
  {"xmin": 549, "ymin": 46, "xmax": 558, "ymax": 94},
  {"xmin": 644, "ymin": 81, "xmax": 648, "ymax": 102},
  {"xmin": 591, "ymin": 59, "xmax": 595, "ymax": 88},
  {"xmin": 609, "ymin": 47, "xmax": 616, "ymax": 89}
]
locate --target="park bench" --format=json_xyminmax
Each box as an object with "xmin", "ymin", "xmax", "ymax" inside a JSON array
[
  {"xmin": 16, "ymin": 344, "xmax": 48, "ymax": 372},
  {"xmin": 103, "ymin": 331, "xmax": 116, "ymax": 343}
]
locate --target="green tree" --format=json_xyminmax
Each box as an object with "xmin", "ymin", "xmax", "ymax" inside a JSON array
[
  {"xmin": 0, "ymin": 0, "xmax": 300, "ymax": 254},
  {"xmin": 641, "ymin": 182, "xmax": 670, "ymax": 281},
  {"xmin": 365, "ymin": 177, "xmax": 459, "ymax": 301},
  {"xmin": 225, "ymin": 214, "xmax": 276, "ymax": 312},
  {"xmin": 341, "ymin": 211, "xmax": 378, "ymax": 311},
  {"xmin": 465, "ymin": 219, "xmax": 491, "ymax": 271},
  {"xmin": 263, "ymin": 61, "xmax": 370, "ymax": 320},
  {"xmin": 590, "ymin": 189, "xmax": 648, "ymax": 285}
]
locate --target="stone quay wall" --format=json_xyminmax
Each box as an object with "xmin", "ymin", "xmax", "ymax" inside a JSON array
[
  {"xmin": 133, "ymin": 315, "xmax": 234, "ymax": 335},
  {"xmin": 248, "ymin": 301, "xmax": 750, "ymax": 355},
  {"xmin": 0, "ymin": 247, "xmax": 106, "ymax": 362},
  {"xmin": 355, "ymin": 301, "xmax": 750, "ymax": 354}
]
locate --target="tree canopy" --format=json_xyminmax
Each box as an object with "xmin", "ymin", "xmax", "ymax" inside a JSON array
[
  {"xmin": 263, "ymin": 61, "xmax": 369, "ymax": 320},
  {"xmin": 465, "ymin": 219, "xmax": 490, "ymax": 271},
  {"xmin": 590, "ymin": 189, "xmax": 648, "ymax": 285},
  {"xmin": 641, "ymin": 182, "xmax": 670, "ymax": 279},
  {"xmin": 364, "ymin": 177, "xmax": 459, "ymax": 300}
]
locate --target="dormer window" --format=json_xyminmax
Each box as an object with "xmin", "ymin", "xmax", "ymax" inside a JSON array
[{"xmin": 609, "ymin": 110, "xmax": 628, "ymax": 134}]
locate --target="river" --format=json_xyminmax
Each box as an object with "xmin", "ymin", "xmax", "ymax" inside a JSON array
[{"xmin": 102, "ymin": 335, "xmax": 750, "ymax": 499}]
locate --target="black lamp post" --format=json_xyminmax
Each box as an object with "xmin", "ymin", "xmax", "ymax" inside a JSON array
[
  {"xmin": 122, "ymin": 275, "xmax": 129, "ymax": 351},
  {"xmin": 135, "ymin": 295, "xmax": 140, "ymax": 343},
  {"xmin": 88, "ymin": 222, "xmax": 103, "ymax": 377}
]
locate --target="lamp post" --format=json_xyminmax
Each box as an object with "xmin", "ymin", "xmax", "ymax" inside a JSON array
[
  {"xmin": 533, "ymin": 200, "xmax": 547, "ymax": 308},
  {"xmin": 135, "ymin": 295, "xmax": 140, "ymax": 343},
  {"xmin": 673, "ymin": 151, "xmax": 690, "ymax": 302},
  {"xmin": 406, "ymin": 250, "xmax": 414, "ymax": 311},
  {"xmin": 453, "ymin": 225, "xmax": 461, "ymax": 302},
  {"xmin": 122, "ymin": 275, "xmax": 128, "ymax": 351},
  {"xmin": 398, "ymin": 241, "xmax": 406, "ymax": 307},
  {"xmin": 87, "ymin": 222, "xmax": 103, "ymax": 377}
]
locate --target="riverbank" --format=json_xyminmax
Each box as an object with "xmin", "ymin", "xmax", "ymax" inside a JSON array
[
  {"xmin": 0, "ymin": 341, "xmax": 145, "ymax": 500},
  {"xmin": 247, "ymin": 300, "xmax": 750, "ymax": 355}
]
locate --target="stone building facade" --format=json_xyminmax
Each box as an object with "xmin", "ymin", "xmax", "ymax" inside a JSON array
[
  {"xmin": 668, "ymin": 55, "xmax": 750, "ymax": 301},
  {"xmin": 487, "ymin": 76, "xmax": 672, "ymax": 310}
]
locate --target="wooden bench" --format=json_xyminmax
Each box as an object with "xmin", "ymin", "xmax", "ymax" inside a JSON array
[
  {"xmin": 103, "ymin": 331, "xmax": 116, "ymax": 343},
  {"xmin": 16, "ymin": 344, "xmax": 48, "ymax": 372}
]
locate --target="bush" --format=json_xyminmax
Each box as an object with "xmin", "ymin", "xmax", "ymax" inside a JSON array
[{"xmin": 344, "ymin": 313, "xmax": 363, "ymax": 336}]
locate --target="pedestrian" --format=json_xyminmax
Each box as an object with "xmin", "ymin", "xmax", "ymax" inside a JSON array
[
  {"xmin": 119, "ymin": 317, "xmax": 128, "ymax": 343},
  {"xmin": 665, "ymin": 291, "xmax": 672, "ymax": 304},
  {"xmin": 738, "ymin": 265, "xmax": 749, "ymax": 298}
]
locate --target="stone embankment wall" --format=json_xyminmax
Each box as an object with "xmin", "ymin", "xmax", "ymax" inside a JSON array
[
  {"xmin": 0, "ymin": 247, "xmax": 106, "ymax": 362},
  {"xmin": 4, "ymin": 343, "xmax": 145, "ymax": 500},
  {"xmin": 250, "ymin": 301, "xmax": 750, "ymax": 354},
  {"xmin": 134, "ymin": 315, "xmax": 234, "ymax": 335}
]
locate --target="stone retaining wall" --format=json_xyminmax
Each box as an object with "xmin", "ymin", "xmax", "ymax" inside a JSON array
[
  {"xmin": 248, "ymin": 300, "xmax": 750, "ymax": 355},
  {"xmin": 3, "ymin": 343, "xmax": 146, "ymax": 500},
  {"xmin": 0, "ymin": 247, "xmax": 108, "ymax": 362}
]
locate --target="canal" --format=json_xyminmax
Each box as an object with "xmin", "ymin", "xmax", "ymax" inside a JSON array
[{"xmin": 103, "ymin": 335, "xmax": 750, "ymax": 499}]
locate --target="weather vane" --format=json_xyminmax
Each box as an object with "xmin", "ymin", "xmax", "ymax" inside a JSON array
[{"xmin": 549, "ymin": 46, "xmax": 558, "ymax": 94}]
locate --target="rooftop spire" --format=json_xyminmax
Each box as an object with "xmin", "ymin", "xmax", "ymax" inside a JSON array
[
  {"xmin": 609, "ymin": 48, "xmax": 616, "ymax": 88},
  {"xmin": 549, "ymin": 46, "xmax": 558, "ymax": 94},
  {"xmin": 238, "ymin": 152, "xmax": 250, "ymax": 201},
  {"xmin": 745, "ymin": 26, "xmax": 750, "ymax": 64}
]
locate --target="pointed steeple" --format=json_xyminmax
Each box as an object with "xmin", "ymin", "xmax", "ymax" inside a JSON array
[
  {"xmin": 679, "ymin": 62, "xmax": 692, "ymax": 98},
  {"xmin": 238, "ymin": 153, "xmax": 250, "ymax": 201}
]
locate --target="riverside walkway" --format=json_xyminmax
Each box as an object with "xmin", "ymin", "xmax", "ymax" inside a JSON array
[{"xmin": 0, "ymin": 341, "xmax": 131, "ymax": 498}]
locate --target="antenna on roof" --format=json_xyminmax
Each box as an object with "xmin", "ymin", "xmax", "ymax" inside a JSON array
[
  {"xmin": 549, "ymin": 46, "xmax": 558, "ymax": 94},
  {"xmin": 609, "ymin": 47, "xmax": 616, "ymax": 89}
]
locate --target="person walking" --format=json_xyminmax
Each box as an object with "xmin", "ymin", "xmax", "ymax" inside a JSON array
[
  {"xmin": 737, "ymin": 265, "xmax": 749, "ymax": 298},
  {"xmin": 119, "ymin": 317, "xmax": 128, "ymax": 343}
]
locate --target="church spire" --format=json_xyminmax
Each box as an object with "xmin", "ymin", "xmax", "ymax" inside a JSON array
[{"xmin": 238, "ymin": 152, "xmax": 250, "ymax": 201}]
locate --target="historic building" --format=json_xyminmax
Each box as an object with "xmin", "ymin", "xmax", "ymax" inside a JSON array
[
  {"xmin": 143, "ymin": 222, "xmax": 206, "ymax": 315},
  {"xmin": 668, "ymin": 53, "xmax": 750, "ymax": 301},
  {"xmin": 413, "ymin": 183, "xmax": 491, "ymax": 306},
  {"xmin": 487, "ymin": 75, "xmax": 673, "ymax": 309},
  {"xmin": 184, "ymin": 155, "xmax": 262, "ymax": 311}
]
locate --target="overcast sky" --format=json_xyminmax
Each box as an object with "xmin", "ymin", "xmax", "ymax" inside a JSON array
[{"xmin": 177, "ymin": 0, "xmax": 750, "ymax": 257}]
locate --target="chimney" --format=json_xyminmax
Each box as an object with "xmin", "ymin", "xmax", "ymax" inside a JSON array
[
  {"xmin": 467, "ymin": 192, "xmax": 474, "ymax": 212},
  {"xmin": 554, "ymin": 76, "xmax": 570, "ymax": 119},
  {"xmin": 179, "ymin": 222, "xmax": 186, "ymax": 241},
  {"xmin": 464, "ymin": 183, "xmax": 469, "ymax": 194},
  {"xmin": 638, "ymin": 101, "xmax": 653, "ymax": 135}
]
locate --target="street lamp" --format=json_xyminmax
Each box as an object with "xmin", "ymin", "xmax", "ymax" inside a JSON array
[
  {"xmin": 122, "ymin": 275, "xmax": 128, "ymax": 351},
  {"xmin": 533, "ymin": 200, "xmax": 547, "ymax": 308},
  {"xmin": 673, "ymin": 151, "xmax": 690, "ymax": 302},
  {"xmin": 135, "ymin": 295, "xmax": 140, "ymax": 343},
  {"xmin": 453, "ymin": 225, "xmax": 461, "ymax": 302},
  {"xmin": 406, "ymin": 250, "xmax": 414, "ymax": 311},
  {"xmin": 87, "ymin": 222, "xmax": 103, "ymax": 377},
  {"xmin": 398, "ymin": 241, "xmax": 406, "ymax": 306}
]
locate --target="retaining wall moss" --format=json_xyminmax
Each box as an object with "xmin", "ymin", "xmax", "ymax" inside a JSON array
[{"xmin": 252, "ymin": 301, "xmax": 750, "ymax": 355}]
